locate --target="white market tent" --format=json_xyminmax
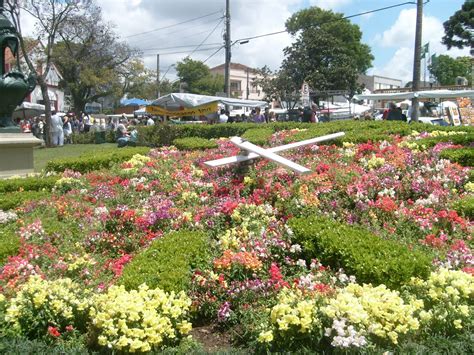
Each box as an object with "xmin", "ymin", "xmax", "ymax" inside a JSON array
[
  {"xmin": 12, "ymin": 102, "xmax": 45, "ymax": 120},
  {"xmin": 353, "ymin": 89, "xmax": 474, "ymax": 101},
  {"xmin": 150, "ymin": 93, "xmax": 267, "ymax": 109}
]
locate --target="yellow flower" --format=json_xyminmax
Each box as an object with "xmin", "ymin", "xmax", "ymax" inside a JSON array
[
  {"xmin": 453, "ymin": 319, "xmax": 462, "ymax": 329},
  {"xmin": 258, "ymin": 330, "xmax": 274, "ymax": 343}
]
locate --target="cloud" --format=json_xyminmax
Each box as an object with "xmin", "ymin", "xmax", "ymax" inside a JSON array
[
  {"xmin": 309, "ymin": 0, "xmax": 352, "ymax": 11},
  {"xmin": 97, "ymin": 0, "xmax": 301, "ymax": 78},
  {"xmin": 373, "ymin": 8, "xmax": 471, "ymax": 83}
]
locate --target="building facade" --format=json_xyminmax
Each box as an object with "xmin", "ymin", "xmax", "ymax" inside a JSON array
[
  {"xmin": 358, "ymin": 74, "xmax": 402, "ymax": 92},
  {"xmin": 210, "ymin": 63, "xmax": 266, "ymax": 101}
]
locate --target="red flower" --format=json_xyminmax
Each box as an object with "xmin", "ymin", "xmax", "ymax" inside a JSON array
[
  {"xmin": 48, "ymin": 326, "xmax": 61, "ymax": 337},
  {"xmin": 462, "ymin": 267, "xmax": 474, "ymax": 275},
  {"xmin": 65, "ymin": 325, "xmax": 74, "ymax": 332}
]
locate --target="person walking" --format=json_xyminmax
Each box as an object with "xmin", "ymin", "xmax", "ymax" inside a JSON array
[
  {"xmin": 218, "ymin": 109, "xmax": 228, "ymax": 123},
  {"xmin": 253, "ymin": 107, "xmax": 265, "ymax": 123},
  {"xmin": 311, "ymin": 104, "xmax": 319, "ymax": 123},
  {"xmin": 63, "ymin": 115, "xmax": 73, "ymax": 144},
  {"xmin": 51, "ymin": 111, "xmax": 64, "ymax": 146}
]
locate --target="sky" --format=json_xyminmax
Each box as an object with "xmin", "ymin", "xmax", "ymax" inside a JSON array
[{"xmin": 20, "ymin": 0, "xmax": 471, "ymax": 85}]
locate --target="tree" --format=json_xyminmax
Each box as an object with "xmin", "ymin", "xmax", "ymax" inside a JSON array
[
  {"xmin": 175, "ymin": 57, "xmax": 224, "ymax": 95},
  {"xmin": 429, "ymin": 55, "xmax": 472, "ymax": 85},
  {"xmin": 253, "ymin": 66, "xmax": 301, "ymax": 110},
  {"xmin": 119, "ymin": 59, "xmax": 158, "ymax": 101},
  {"xmin": 282, "ymin": 7, "xmax": 373, "ymax": 97},
  {"xmin": 5, "ymin": 0, "xmax": 87, "ymax": 146},
  {"xmin": 442, "ymin": 0, "xmax": 473, "ymax": 50},
  {"xmin": 53, "ymin": 4, "xmax": 134, "ymax": 117}
]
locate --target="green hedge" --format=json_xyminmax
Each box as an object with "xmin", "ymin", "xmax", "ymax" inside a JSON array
[
  {"xmin": 172, "ymin": 137, "xmax": 218, "ymax": 151},
  {"xmin": 0, "ymin": 222, "xmax": 19, "ymax": 263},
  {"xmin": 289, "ymin": 215, "xmax": 432, "ymax": 289},
  {"xmin": 135, "ymin": 120, "xmax": 474, "ymax": 147},
  {"xmin": 0, "ymin": 190, "xmax": 50, "ymax": 211},
  {"xmin": 71, "ymin": 131, "xmax": 116, "ymax": 144},
  {"xmin": 241, "ymin": 127, "xmax": 274, "ymax": 146},
  {"xmin": 439, "ymin": 147, "xmax": 474, "ymax": 167},
  {"xmin": 119, "ymin": 230, "xmax": 210, "ymax": 292},
  {"xmin": 45, "ymin": 147, "xmax": 150, "ymax": 173},
  {"xmin": 417, "ymin": 132, "xmax": 474, "ymax": 149},
  {"xmin": 0, "ymin": 176, "xmax": 58, "ymax": 193},
  {"xmin": 451, "ymin": 195, "xmax": 474, "ymax": 220}
]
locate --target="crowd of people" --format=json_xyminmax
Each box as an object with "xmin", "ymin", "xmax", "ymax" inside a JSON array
[
  {"xmin": 17, "ymin": 104, "xmax": 322, "ymax": 148},
  {"xmin": 210, "ymin": 104, "xmax": 320, "ymax": 124}
]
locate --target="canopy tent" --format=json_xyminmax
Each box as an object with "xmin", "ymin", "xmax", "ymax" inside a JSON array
[
  {"xmin": 354, "ymin": 89, "xmax": 474, "ymax": 101},
  {"xmin": 147, "ymin": 93, "xmax": 267, "ymax": 117},
  {"xmin": 150, "ymin": 93, "xmax": 267, "ymax": 109},
  {"xmin": 12, "ymin": 102, "xmax": 45, "ymax": 120},
  {"xmin": 121, "ymin": 98, "xmax": 150, "ymax": 106}
]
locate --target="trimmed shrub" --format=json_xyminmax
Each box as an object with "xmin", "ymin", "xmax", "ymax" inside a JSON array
[
  {"xmin": 172, "ymin": 137, "xmax": 218, "ymax": 151},
  {"xmin": 242, "ymin": 127, "xmax": 274, "ymax": 146},
  {"xmin": 132, "ymin": 120, "xmax": 474, "ymax": 148},
  {"xmin": 119, "ymin": 230, "xmax": 210, "ymax": 292},
  {"xmin": 439, "ymin": 147, "xmax": 474, "ymax": 167},
  {"xmin": 71, "ymin": 131, "xmax": 116, "ymax": 144},
  {"xmin": 417, "ymin": 132, "xmax": 474, "ymax": 149},
  {"xmin": 451, "ymin": 195, "xmax": 474, "ymax": 220},
  {"xmin": 0, "ymin": 191, "xmax": 50, "ymax": 211},
  {"xmin": 45, "ymin": 147, "xmax": 150, "ymax": 173},
  {"xmin": 289, "ymin": 215, "xmax": 432, "ymax": 289},
  {"xmin": 0, "ymin": 176, "xmax": 58, "ymax": 193},
  {"xmin": 0, "ymin": 222, "xmax": 19, "ymax": 263}
]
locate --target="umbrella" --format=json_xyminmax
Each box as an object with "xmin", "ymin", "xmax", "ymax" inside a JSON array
[
  {"xmin": 121, "ymin": 98, "xmax": 150, "ymax": 106},
  {"xmin": 12, "ymin": 102, "xmax": 45, "ymax": 120}
]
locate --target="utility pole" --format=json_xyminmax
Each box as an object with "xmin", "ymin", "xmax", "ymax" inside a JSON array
[
  {"xmin": 156, "ymin": 54, "xmax": 160, "ymax": 98},
  {"xmin": 224, "ymin": 0, "xmax": 231, "ymax": 97},
  {"xmin": 246, "ymin": 68, "xmax": 249, "ymax": 100},
  {"xmin": 411, "ymin": 0, "xmax": 423, "ymax": 122}
]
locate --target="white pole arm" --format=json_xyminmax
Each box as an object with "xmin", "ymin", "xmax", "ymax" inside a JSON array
[
  {"xmin": 229, "ymin": 137, "xmax": 311, "ymax": 174},
  {"xmin": 270, "ymin": 132, "xmax": 345, "ymax": 153},
  {"xmin": 204, "ymin": 132, "xmax": 345, "ymax": 168}
]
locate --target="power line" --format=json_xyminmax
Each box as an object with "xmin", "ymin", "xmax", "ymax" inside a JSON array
[
  {"xmin": 125, "ymin": 10, "xmax": 223, "ymax": 38},
  {"xmin": 142, "ymin": 46, "xmax": 222, "ymax": 57},
  {"xmin": 203, "ymin": 45, "xmax": 225, "ymax": 63},
  {"xmin": 187, "ymin": 17, "xmax": 224, "ymax": 57},
  {"xmin": 132, "ymin": 17, "xmax": 224, "ymax": 47},
  {"xmin": 233, "ymin": 1, "xmax": 416, "ymax": 44},
  {"xmin": 141, "ymin": 43, "xmax": 221, "ymax": 52}
]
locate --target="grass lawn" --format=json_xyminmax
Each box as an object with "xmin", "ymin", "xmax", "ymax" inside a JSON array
[{"xmin": 34, "ymin": 143, "xmax": 117, "ymax": 172}]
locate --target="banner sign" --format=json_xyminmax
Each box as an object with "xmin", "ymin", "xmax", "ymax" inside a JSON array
[{"xmin": 146, "ymin": 102, "xmax": 218, "ymax": 117}]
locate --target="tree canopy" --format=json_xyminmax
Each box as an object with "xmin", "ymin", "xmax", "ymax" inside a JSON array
[
  {"xmin": 282, "ymin": 7, "xmax": 373, "ymax": 97},
  {"xmin": 442, "ymin": 0, "xmax": 473, "ymax": 50},
  {"xmin": 175, "ymin": 57, "xmax": 224, "ymax": 95},
  {"xmin": 53, "ymin": 3, "xmax": 135, "ymax": 116},
  {"xmin": 253, "ymin": 66, "xmax": 301, "ymax": 110},
  {"xmin": 5, "ymin": 0, "xmax": 89, "ymax": 146},
  {"xmin": 428, "ymin": 55, "xmax": 472, "ymax": 86}
]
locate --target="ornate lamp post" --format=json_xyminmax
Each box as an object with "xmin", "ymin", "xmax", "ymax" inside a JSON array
[
  {"xmin": 0, "ymin": 0, "xmax": 41, "ymax": 178},
  {"xmin": 0, "ymin": 0, "xmax": 36, "ymax": 132}
]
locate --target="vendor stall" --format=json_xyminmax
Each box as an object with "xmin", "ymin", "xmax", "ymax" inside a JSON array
[{"xmin": 146, "ymin": 93, "xmax": 266, "ymax": 119}]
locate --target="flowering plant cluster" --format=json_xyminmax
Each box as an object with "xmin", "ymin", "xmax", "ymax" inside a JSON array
[
  {"xmin": 4, "ymin": 276, "xmax": 90, "ymax": 339},
  {"xmin": 53, "ymin": 176, "xmax": 85, "ymax": 193},
  {"xmin": 0, "ymin": 127, "xmax": 472, "ymax": 352},
  {"xmin": 90, "ymin": 284, "xmax": 192, "ymax": 352},
  {"xmin": 406, "ymin": 268, "xmax": 473, "ymax": 333},
  {"xmin": 0, "ymin": 210, "xmax": 17, "ymax": 224},
  {"xmin": 257, "ymin": 288, "xmax": 323, "ymax": 347}
]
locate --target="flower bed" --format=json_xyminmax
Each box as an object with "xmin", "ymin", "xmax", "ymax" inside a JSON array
[{"xmin": 0, "ymin": 127, "xmax": 472, "ymax": 352}]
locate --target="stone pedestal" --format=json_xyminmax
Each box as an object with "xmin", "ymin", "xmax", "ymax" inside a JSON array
[{"xmin": 0, "ymin": 133, "xmax": 42, "ymax": 178}]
